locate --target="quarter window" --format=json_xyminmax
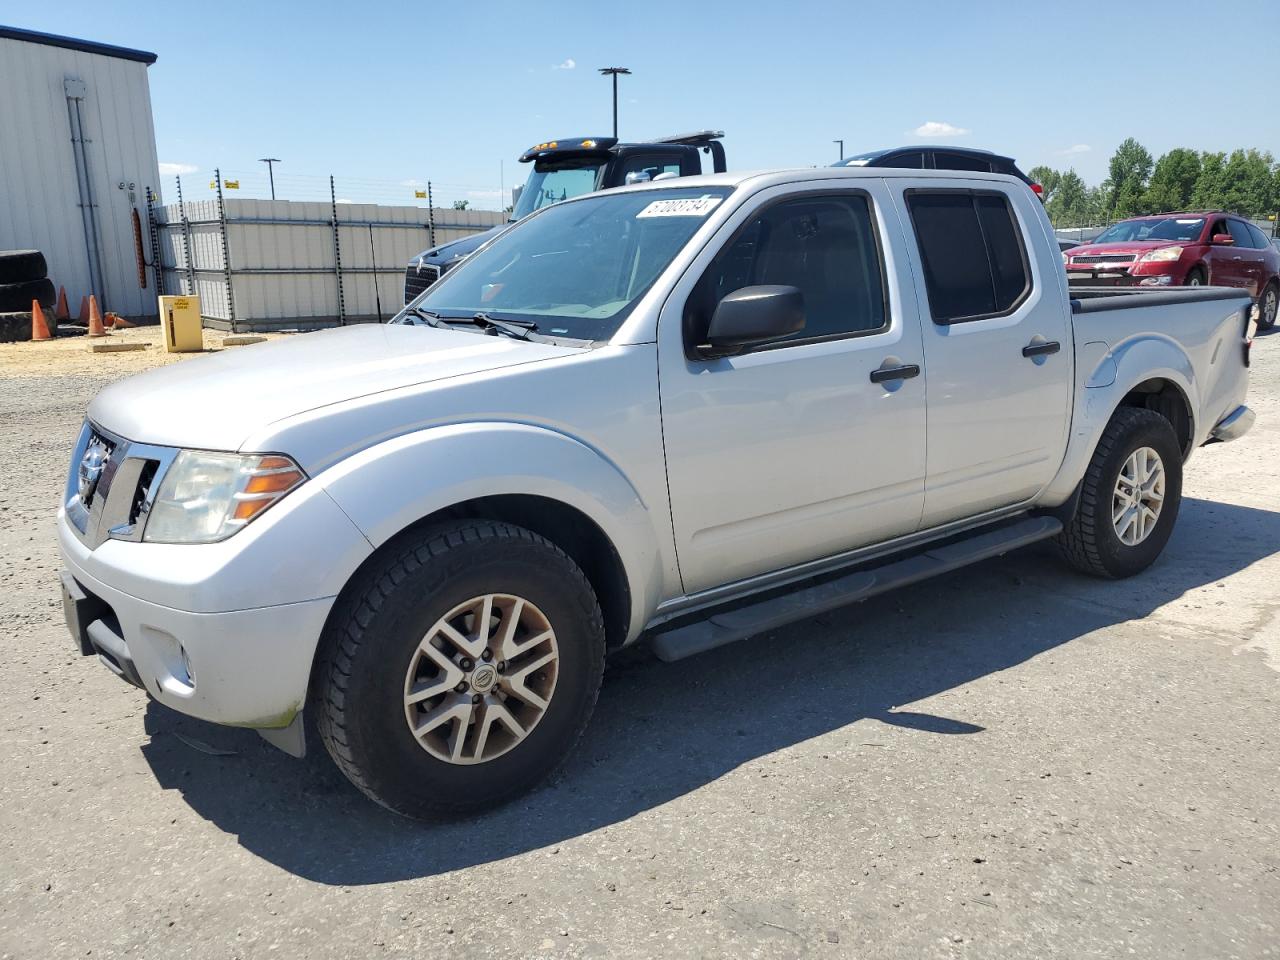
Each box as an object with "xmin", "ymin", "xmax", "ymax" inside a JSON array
[
  {"xmin": 687, "ymin": 194, "xmax": 888, "ymax": 350},
  {"xmin": 933, "ymin": 152, "xmax": 993, "ymax": 173},
  {"xmin": 907, "ymin": 191, "xmax": 1031, "ymax": 323}
]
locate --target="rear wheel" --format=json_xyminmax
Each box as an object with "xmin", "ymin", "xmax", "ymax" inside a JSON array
[
  {"xmin": 1258, "ymin": 282, "xmax": 1278, "ymax": 331},
  {"xmin": 314, "ymin": 520, "xmax": 605, "ymax": 819},
  {"xmin": 1184, "ymin": 267, "xmax": 1206, "ymax": 287},
  {"xmin": 1057, "ymin": 407, "xmax": 1183, "ymax": 579}
]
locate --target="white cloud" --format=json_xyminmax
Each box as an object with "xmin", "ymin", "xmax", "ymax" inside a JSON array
[
  {"xmin": 400, "ymin": 178, "xmax": 425, "ymax": 187},
  {"xmin": 159, "ymin": 161, "xmax": 198, "ymax": 175},
  {"xmin": 1058, "ymin": 144, "xmax": 1091, "ymax": 155},
  {"xmin": 553, "ymin": 58, "xmax": 576, "ymax": 70},
  {"xmin": 912, "ymin": 121, "xmax": 969, "ymax": 138}
]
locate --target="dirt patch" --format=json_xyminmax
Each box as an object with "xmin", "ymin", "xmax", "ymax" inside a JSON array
[{"xmin": 0, "ymin": 325, "xmax": 288, "ymax": 379}]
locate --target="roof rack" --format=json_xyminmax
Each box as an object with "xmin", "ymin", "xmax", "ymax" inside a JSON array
[{"xmin": 651, "ymin": 130, "xmax": 725, "ymax": 146}]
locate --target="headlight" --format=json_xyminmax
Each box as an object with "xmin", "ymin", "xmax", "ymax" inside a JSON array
[
  {"xmin": 1062, "ymin": 251, "xmax": 1069, "ymax": 265},
  {"xmin": 1139, "ymin": 246, "xmax": 1183, "ymax": 263},
  {"xmin": 143, "ymin": 451, "xmax": 305, "ymax": 544}
]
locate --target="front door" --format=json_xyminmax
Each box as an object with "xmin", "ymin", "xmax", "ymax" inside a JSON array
[
  {"xmin": 1206, "ymin": 217, "xmax": 1247, "ymax": 288},
  {"xmin": 894, "ymin": 181, "xmax": 1074, "ymax": 527},
  {"xmin": 658, "ymin": 183, "xmax": 927, "ymax": 595}
]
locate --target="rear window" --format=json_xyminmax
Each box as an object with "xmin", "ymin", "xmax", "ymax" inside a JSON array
[
  {"xmin": 1246, "ymin": 223, "xmax": 1270, "ymax": 250},
  {"xmin": 906, "ymin": 191, "xmax": 1031, "ymax": 324}
]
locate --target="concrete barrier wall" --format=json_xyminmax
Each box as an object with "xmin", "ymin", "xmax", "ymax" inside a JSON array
[{"xmin": 156, "ymin": 198, "xmax": 506, "ymax": 330}]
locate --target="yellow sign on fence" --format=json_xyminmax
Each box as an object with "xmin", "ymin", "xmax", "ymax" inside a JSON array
[
  {"xmin": 414, "ymin": 190, "xmax": 427, "ymax": 199},
  {"xmin": 225, "ymin": 180, "xmax": 239, "ymax": 189}
]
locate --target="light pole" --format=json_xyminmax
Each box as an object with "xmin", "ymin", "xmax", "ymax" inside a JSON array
[
  {"xmin": 597, "ymin": 67, "xmax": 631, "ymax": 138},
  {"xmin": 259, "ymin": 157, "xmax": 281, "ymax": 200},
  {"xmin": 833, "ymin": 140, "xmax": 844, "ymax": 162}
]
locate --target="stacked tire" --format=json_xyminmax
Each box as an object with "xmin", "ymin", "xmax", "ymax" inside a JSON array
[{"xmin": 0, "ymin": 250, "xmax": 56, "ymax": 343}]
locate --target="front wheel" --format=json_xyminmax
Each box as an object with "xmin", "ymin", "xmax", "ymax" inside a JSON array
[
  {"xmin": 1184, "ymin": 267, "xmax": 1206, "ymax": 287},
  {"xmin": 314, "ymin": 521, "xmax": 605, "ymax": 819},
  {"xmin": 1057, "ymin": 407, "xmax": 1183, "ymax": 579}
]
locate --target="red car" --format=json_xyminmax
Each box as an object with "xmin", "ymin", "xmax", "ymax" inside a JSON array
[{"xmin": 1066, "ymin": 211, "xmax": 1280, "ymax": 328}]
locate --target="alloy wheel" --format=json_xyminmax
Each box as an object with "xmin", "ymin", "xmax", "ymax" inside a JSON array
[
  {"xmin": 1112, "ymin": 446, "xmax": 1165, "ymax": 546},
  {"xmin": 403, "ymin": 593, "xmax": 559, "ymax": 764}
]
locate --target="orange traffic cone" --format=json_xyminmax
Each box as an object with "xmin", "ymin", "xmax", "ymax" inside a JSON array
[
  {"xmin": 55, "ymin": 286, "xmax": 70, "ymax": 322},
  {"xmin": 31, "ymin": 300, "xmax": 52, "ymax": 341},
  {"xmin": 107, "ymin": 312, "xmax": 135, "ymax": 329},
  {"xmin": 78, "ymin": 295, "xmax": 90, "ymax": 324},
  {"xmin": 87, "ymin": 296, "xmax": 108, "ymax": 337}
]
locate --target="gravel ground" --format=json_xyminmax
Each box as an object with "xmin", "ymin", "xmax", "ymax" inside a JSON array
[{"xmin": 1, "ymin": 328, "xmax": 1277, "ymax": 959}]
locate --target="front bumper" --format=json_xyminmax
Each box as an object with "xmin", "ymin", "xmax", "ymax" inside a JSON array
[{"xmin": 59, "ymin": 525, "xmax": 335, "ymax": 733}]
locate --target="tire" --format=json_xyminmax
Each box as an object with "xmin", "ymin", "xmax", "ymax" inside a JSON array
[
  {"xmin": 0, "ymin": 250, "xmax": 47, "ymax": 285},
  {"xmin": 1057, "ymin": 407, "xmax": 1183, "ymax": 579},
  {"xmin": 314, "ymin": 520, "xmax": 606, "ymax": 819},
  {"xmin": 1258, "ymin": 281, "xmax": 1278, "ymax": 331},
  {"xmin": 0, "ymin": 278, "xmax": 55, "ymax": 313},
  {"xmin": 1184, "ymin": 267, "xmax": 1206, "ymax": 287}
]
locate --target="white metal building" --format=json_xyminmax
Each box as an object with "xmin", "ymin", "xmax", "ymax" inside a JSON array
[{"xmin": 0, "ymin": 25, "xmax": 161, "ymax": 320}]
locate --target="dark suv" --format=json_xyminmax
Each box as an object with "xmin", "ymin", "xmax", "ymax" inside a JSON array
[{"xmin": 833, "ymin": 146, "xmax": 1042, "ymax": 197}]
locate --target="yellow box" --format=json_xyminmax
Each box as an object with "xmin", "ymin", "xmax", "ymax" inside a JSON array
[{"xmin": 159, "ymin": 295, "xmax": 203, "ymax": 353}]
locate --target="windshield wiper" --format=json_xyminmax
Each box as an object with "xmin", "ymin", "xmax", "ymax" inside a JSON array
[
  {"xmin": 398, "ymin": 305, "xmax": 449, "ymax": 328},
  {"xmin": 465, "ymin": 312, "xmax": 538, "ymax": 340}
]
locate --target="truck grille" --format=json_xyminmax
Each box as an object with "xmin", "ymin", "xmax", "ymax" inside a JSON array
[
  {"xmin": 1071, "ymin": 254, "xmax": 1136, "ymax": 264},
  {"xmin": 65, "ymin": 422, "xmax": 179, "ymax": 549},
  {"xmin": 404, "ymin": 262, "xmax": 441, "ymax": 304}
]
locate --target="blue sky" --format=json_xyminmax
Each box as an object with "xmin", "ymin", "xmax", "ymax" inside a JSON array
[{"xmin": 11, "ymin": 0, "xmax": 1280, "ymax": 209}]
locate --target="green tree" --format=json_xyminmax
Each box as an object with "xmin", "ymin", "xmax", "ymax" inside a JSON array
[
  {"xmin": 1142, "ymin": 148, "xmax": 1201, "ymax": 212},
  {"xmin": 1101, "ymin": 137, "xmax": 1154, "ymax": 216},
  {"xmin": 1220, "ymin": 149, "xmax": 1275, "ymax": 215},
  {"xmin": 452, "ymin": 199, "xmax": 469, "ymax": 210},
  {"xmin": 1046, "ymin": 169, "xmax": 1090, "ymax": 226},
  {"xmin": 1191, "ymin": 152, "xmax": 1228, "ymax": 209},
  {"xmin": 1028, "ymin": 165, "xmax": 1062, "ymax": 204}
]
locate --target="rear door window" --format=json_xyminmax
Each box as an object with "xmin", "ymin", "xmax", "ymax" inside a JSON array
[
  {"xmin": 1246, "ymin": 223, "xmax": 1271, "ymax": 249},
  {"xmin": 906, "ymin": 190, "xmax": 1031, "ymax": 324},
  {"xmin": 933, "ymin": 152, "xmax": 993, "ymax": 173}
]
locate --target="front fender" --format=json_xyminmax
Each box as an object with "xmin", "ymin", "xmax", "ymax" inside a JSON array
[
  {"xmin": 1040, "ymin": 333, "xmax": 1198, "ymax": 505},
  {"xmin": 315, "ymin": 421, "xmax": 664, "ymax": 642}
]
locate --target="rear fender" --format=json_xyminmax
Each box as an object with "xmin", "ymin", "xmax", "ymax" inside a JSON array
[
  {"xmin": 1040, "ymin": 334, "xmax": 1197, "ymax": 505},
  {"xmin": 315, "ymin": 422, "xmax": 663, "ymax": 642}
]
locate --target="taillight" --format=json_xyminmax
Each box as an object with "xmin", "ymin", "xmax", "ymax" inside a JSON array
[{"xmin": 1030, "ymin": 182, "xmax": 1044, "ymax": 197}]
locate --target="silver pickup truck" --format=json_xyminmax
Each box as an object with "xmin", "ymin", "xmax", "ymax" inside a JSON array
[{"xmin": 58, "ymin": 167, "xmax": 1256, "ymax": 819}]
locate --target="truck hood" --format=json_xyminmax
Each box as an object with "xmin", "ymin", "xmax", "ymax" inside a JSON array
[
  {"xmin": 88, "ymin": 324, "xmax": 579, "ymax": 452},
  {"xmin": 415, "ymin": 225, "xmax": 507, "ymax": 269}
]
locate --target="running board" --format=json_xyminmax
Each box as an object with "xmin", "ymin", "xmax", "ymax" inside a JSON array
[{"xmin": 649, "ymin": 515, "xmax": 1062, "ymax": 662}]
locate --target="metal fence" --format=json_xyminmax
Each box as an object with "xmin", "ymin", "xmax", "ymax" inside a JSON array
[{"xmin": 150, "ymin": 171, "xmax": 507, "ymax": 331}]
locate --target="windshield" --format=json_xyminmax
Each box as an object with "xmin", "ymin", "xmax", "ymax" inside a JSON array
[
  {"xmin": 511, "ymin": 159, "xmax": 607, "ymax": 220},
  {"xmin": 1093, "ymin": 217, "xmax": 1205, "ymax": 244},
  {"xmin": 402, "ymin": 186, "xmax": 733, "ymax": 342}
]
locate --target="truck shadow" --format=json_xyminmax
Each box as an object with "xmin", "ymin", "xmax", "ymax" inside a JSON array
[{"xmin": 139, "ymin": 495, "xmax": 1280, "ymax": 884}]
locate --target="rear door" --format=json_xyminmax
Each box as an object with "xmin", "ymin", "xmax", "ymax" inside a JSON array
[
  {"xmin": 893, "ymin": 180, "xmax": 1073, "ymax": 527},
  {"xmin": 1228, "ymin": 219, "xmax": 1265, "ymax": 296},
  {"xmin": 658, "ymin": 181, "xmax": 927, "ymax": 594}
]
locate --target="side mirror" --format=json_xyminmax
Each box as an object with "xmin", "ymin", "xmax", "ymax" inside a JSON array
[
  {"xmin": 1213, "ymin": 233, "xmax": 1234, "ymax": 245},
  {"xmin": 697, "ymin": 285, "xmax": 805, "ymax": 358},
  {"xmin": 624, "ymin": 171, "xmax": 652, "ymax": 185}
]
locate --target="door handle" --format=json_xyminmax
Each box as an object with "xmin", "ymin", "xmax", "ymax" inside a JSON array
[
  {"xmin": 1022, "ymin": 340, "xmax": 1061, "ymax": 358},
  {"xmin": 869, "ymin": 363, "xmax": 920, "ymax": 384}
]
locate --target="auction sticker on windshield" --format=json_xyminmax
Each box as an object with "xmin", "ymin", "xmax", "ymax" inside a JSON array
[{"xmin": 636, "ymin": 195, "xmax": 724, "ymax": 218}]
